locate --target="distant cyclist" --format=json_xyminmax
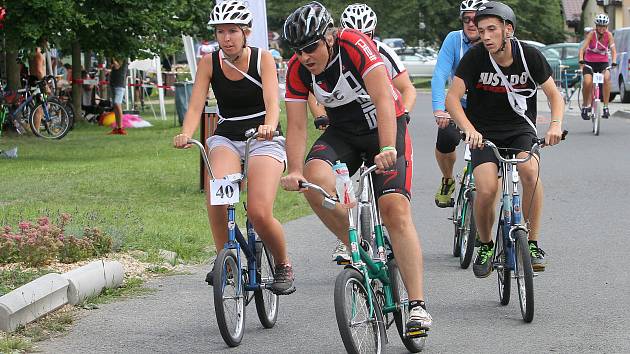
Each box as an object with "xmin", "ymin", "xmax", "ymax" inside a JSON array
[
  {"xmin": 579, "ymin": 14, "xmax": 617, "ymax": 120},
  {"xmin": 446, "ymin": 1, "xmax": 564, "ymax": 277},
  {"xmin": 324, "ymin": 2, "xmax": 417, "ymax": 262},
  {"xmin": 431, "ymin": 0, "xmax": 488, "ymax": 208}
]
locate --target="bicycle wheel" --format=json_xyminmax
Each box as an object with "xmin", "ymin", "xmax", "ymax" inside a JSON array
[
  {"xmin": 592, "ymin": 99, "xmax": 600, "ymax": 136},
  {"xmin": 514, "ymin": 230, "xmax": 534, "ymax": 322},
  {"xmin": 452, "ymin": 178, "xmax": 465, "ymax": 258},
  {"xmin": 254, "ymin": 240, "xmax": 278, "ymax": 329},
  {"xmin": 29, "ymin": 98, "xmax": 72, "ymax": 139},
  {"xmin": 360, "ymin": 205, "xmax": 374, "ymax": 248},
  {"xmin": 213, "ymin": 249, "xmax": 245, "ymax": 347},
  {"xmin": 495, "ymin": 220, "xmax": 511, "ymax": 305},
  {"xmin": 459, "ymin": 189, "xmax": 477, "ymax": 269},
  {"xmin": 334, "ymin": 268, "xmax": 383, "ymax": 354},
  {"xmin": 389, "ymin": 259, "xmax": 426, "ymax": 353}
]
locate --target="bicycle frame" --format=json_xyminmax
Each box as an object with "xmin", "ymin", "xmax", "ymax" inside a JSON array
[
  {"xmin": 454, "ymin": 146, "xmax": 475, "ymax": 234},
  {"xmin": 188, "ymin": 133, "xmax": 271, "ymax": 298}
]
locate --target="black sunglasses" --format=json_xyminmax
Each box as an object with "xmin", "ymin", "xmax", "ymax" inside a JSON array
[
  {"xmin": 462, "ymin": 16, "xmax": 475, "ymax": 24},
  {"xmin": 294, "ymin": 40, "xmax": 321, "ymax": 55}
]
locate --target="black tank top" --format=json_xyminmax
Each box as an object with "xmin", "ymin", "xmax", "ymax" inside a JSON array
[{"xmin": 211, "ymin": 47, "xmax": 267, "ymax": 141}]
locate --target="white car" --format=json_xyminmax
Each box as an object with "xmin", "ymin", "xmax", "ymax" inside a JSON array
[{"xmin": 399, "ymin": 54, "xmax": 435, "ymax": 77}]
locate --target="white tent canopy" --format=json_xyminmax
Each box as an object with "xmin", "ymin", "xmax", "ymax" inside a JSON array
[{"xmin": 127, "ymin": 56, "xmax": 166, "ymax": 120}]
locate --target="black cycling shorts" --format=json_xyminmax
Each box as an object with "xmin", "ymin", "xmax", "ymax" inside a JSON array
[
  {"xmin": 436, "ymin": 121, "xmax": 461, "ymax": 154},
  {"xmin": 306, "ymin": 114, "xmax": 413, "ymax": 200},
  {"xmin": 471, "ymin": 129, "xmax": 538, "ymax": 170},
  {"xmin": 583, "ymin": 61, "xmax": 609, "ymax": 75}
]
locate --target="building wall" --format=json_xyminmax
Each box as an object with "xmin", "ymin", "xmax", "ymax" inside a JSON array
[
  {"xmin": 623, "ymin": 0, "xmax": 630, "ymax": 28},
  {"xmin": 582, "ymin": 0, "xmax": 603, "ymax": 29}
]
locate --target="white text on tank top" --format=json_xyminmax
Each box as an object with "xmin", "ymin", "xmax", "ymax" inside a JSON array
[{"xmin": 311, "ymin": 54, "xmax": 381, "ymax": 129}]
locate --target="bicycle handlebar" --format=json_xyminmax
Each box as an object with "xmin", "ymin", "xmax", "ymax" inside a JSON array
[
  {"xmin": 460, "ymin": 130, "xmax": 568, "ymax": 165},
  {"xmin": 186, "ymin": 128, "xmax": 279, "ymax": 180}
]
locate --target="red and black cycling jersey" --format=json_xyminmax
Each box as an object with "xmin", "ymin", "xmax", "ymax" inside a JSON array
[{"xmin": 285, "ymin": 28, "xmax": 406, "ymax": 136}]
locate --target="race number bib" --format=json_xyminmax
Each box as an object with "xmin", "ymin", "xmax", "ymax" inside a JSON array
[
  {"xmin": 593, "ymin": 73, "xmax": 604, "ymax": 84},
  {"xmin": 210, "ymin": 179, "xmax": 240, "ymax": 205}
]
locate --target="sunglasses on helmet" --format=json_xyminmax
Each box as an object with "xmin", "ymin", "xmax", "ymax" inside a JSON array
[{"xmin": 293, "ymin": 40, "xmax": 321, "ymax": 55}]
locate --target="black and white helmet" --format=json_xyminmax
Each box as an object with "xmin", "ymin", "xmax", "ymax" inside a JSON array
[
  {"xmin": 460, "ymin": 0, "xmax": 488, "ymax": 15},
  {"xmin": 207, "ymin": 0, "xmax": 253, "ymax": 27},
  {"xmin": 283, "ymin": 2, "xmax": 333, "ymax": 49},
  {"xmin": 594, "ymin": 14, "xmax": 609, "ymax": 26},
  {"xmin": 340, "ymin": 3, "xmax": 377, "ymax": 33}
]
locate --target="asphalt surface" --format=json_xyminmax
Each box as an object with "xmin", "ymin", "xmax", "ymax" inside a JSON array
[{"xmin": 39, "ymin": 92, "xmax": 630, "ymax": 353}]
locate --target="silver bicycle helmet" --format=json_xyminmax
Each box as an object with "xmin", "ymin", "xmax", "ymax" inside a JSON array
[
  {"xmin": 475, "ymin": 1, "xmax": 516, "ymax": 30},
  {"xmin": 207, "ymin": 0, "xmax": 253, "ymax": 27},
  {"xmin": 594, "ymin": 14, "xmax": 609, "ymax": 26},
  {"xmin": 340, "ymin": 3, "xmax": 377, "ymax": 33},
  {"xmin": 460, "ymin": 0, "xmax": 488, "ymax": 15}
]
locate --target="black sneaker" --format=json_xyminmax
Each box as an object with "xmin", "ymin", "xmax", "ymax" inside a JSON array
[
  {"xmin": 205, "ymin": 259, "xmax": 216, "ymax": 286},
  {"xmin": 529, "ymin": 242, "xmax": 546, "ymax": 272},
  {"xmin": 473, "ymin": 243, "xmax": 494, "ymax": 278},
  {"xmin": 581, "ymin": 107, "xmax": 591, "ymax": 120},
  {"xmin": 270, "ymin": 263, "xmax": 296, "ymax": 295},
  {"xmin": 602, "ymin": 107, "xmax": 610, "ymax": 119}
]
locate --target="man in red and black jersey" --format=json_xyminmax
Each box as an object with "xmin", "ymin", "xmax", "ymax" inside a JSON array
[{"xmin": 280, "ymin": 2, "xmax": 432, "ymax": 332}]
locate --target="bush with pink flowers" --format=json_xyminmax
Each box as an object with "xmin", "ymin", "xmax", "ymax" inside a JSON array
[{"xmin": 0, "ymin": 214, "xmax": 113, "ymax": 267}]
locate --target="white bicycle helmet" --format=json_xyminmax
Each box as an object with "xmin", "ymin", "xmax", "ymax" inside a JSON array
[
  {"xmin": 460, "ymin": 0, "xmax": 488, "ymax": 15},
  {"xmin": 207, "ymin": 0, "xmax": 253, "ymax": 27},
  {"xmin": 594, "ymin": 14, "xmax": 609, "ymax": 26},
  {"xmin": 340, "ymin": 3, "xmax": 377, "ymax": 33}
]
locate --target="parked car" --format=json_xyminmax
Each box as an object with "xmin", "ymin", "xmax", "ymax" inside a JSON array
[
  {"xmin": 399, "ymin": 54, "xmax": 435, "ymax": 78},
  {"xmin": 611, "ymin": 27, "xmax": 630, "ymax": 103},
  {"xmin": 539, "ymin": 42, "xmax": 581, "ymax": 88},
  {"xmin": 382, "ymin": 38, "xmax": 406, "ymax": 53},
  {"xmin": 520, "ymin": 39, "xmax": 545, "ymax": 49}
]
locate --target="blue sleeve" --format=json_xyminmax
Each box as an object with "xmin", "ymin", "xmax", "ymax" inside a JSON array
[{"xmin": 431, "ymin": 31, "xmax": 460, "ymax": 112}]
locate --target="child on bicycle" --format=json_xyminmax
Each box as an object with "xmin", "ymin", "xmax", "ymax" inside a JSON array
[
  {"xmin": 173, "ymin": 0, "xmax": 294, "ymax": 295},
  {"xmin": 446, "ymin": 1, "xmax": 564, "ymax": 277}
]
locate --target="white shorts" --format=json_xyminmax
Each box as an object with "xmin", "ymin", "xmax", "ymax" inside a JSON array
[{"xmin": 206, "ymin": 135, "xmax": 287, "ymax": 167}]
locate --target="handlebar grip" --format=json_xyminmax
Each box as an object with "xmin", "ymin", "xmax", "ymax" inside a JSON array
[
  {"xmin": 298, "ymin": 181, "xmax": 305, "ymax": 189},
  {"xmin": 245, "ymin": 128, "xmax": 281, "ymax": 139}
]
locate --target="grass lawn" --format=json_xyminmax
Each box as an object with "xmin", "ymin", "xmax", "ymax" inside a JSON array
[
  {"xmin": 0, "ymin": 102, "xmax": 322, "ymax": 262},
  {"xmin": 412, "ymin": 77, "xmax": 432, "ymax": 89}
]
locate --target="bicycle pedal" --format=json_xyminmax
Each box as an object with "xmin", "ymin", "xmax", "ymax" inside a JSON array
[
  {"xmin": 336, "ymin": 259, "xmax": 351, "ymax": 265},
  {"xmin": 406, "ymin": 329, "xmax": 428, "ymax": 338}
]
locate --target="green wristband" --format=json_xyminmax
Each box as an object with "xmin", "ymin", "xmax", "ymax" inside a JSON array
[{"xmin": 380, "ymin": 146, "xmax": 396, "ymax": 153}]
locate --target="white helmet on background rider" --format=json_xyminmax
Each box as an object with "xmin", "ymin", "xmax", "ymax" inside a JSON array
[
  {"xmin": 460, "ymin": 0, "xmax": 488, "ymax": 16},
  {"xmin": 207, "ymin": 0, "xmax": 253, "ymax": 27},
  {"xmin": 340, "ymin": 3, "xmax": 377, "ymax": 34},
  {"xmin": 593, "ymin": 14, "xmax": 609, "ymax": 26}
]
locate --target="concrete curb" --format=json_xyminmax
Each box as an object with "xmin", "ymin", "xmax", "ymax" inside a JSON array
[
  {"xmin": 62, "ymin": 260, "xmax": 124, "ymax": 305},
  {"xmin": 0, "ymin": 273, "xmax": 69, "ymax": 332}
]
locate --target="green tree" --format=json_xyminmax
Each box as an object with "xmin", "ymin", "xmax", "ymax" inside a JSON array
[{"xmin": 418, "ymin": 0, "xmax": 565, "ymax": 46}]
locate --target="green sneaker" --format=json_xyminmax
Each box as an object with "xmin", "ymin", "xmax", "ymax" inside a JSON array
[
  {"xmin": 435, "ymin": 177, "xmax": 455, "ymax": 208},
  {"xmin": 473, "ymin": 243, "xmax": 494, "ymax": 278},
  {"xmin": 529, "ymin": 242, "xmax": 546, "ymax": 272}
]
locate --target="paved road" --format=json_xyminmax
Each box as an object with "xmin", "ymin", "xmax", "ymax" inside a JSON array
[{"xmin": 39, "ymin": 93, "xmax": 630, "ymax": 353}]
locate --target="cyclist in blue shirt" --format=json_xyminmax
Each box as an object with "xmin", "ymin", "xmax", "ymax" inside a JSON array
[{"xmin": 431, "ymin": 0, "xmax": 487, "ymax": 208}]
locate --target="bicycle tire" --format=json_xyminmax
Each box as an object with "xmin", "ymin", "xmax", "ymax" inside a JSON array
[
  {"xmin": 495, "ymin": 219, "xmax": 511, "ymax": 306},
  {"xmin": 213, "ymin": 249, "xmax": 245, "ymax": 347},
  {"xmin": 389, "ymin": 259, "xmax": 426, "ymax": 353},
  {"xmin": 334, "ymin": 268, "xmax": 383, "ymax": 354},
  {"xmin": 29, "ymin": 98, "xmax": 72, "ymax": 139},
  {"xmin": 514, "ymin": 230, "xmax": 535, "ymax": 322},
  {"xmin": 360, "ymin": 205, "xmax": 374, "ymax": 248},
  {"xmin": 593, "ymin": 99, "xmax": 600, "ymax": 136},
  {"xmin": 452, "ymin": 175, "xmax": 466, "ymax": 258},
  {"xmin": 254, "ymin": 240, "xmax": 279, "ymax": 329},
  {"xmin": 459, "ymin": 189, "xmax": 477, "ymax": 269}
]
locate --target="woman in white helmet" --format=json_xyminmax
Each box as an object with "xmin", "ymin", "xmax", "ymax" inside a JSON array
[
  {"xmin": 579, "ymin": 13, "xmax": 617, "ymax": 119},
  {"xmin": 173, "ymin": 0, "xmax": 295, "ymax": 295}
]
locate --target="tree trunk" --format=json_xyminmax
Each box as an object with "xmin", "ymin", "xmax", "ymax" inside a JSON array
[
  {"xmin": 72, "ymin": 41, "xmax": 82, "ymax": 120},
  {"xmin": 5, "ymin": 51, "xmax": 20, "ymax": 92}
]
